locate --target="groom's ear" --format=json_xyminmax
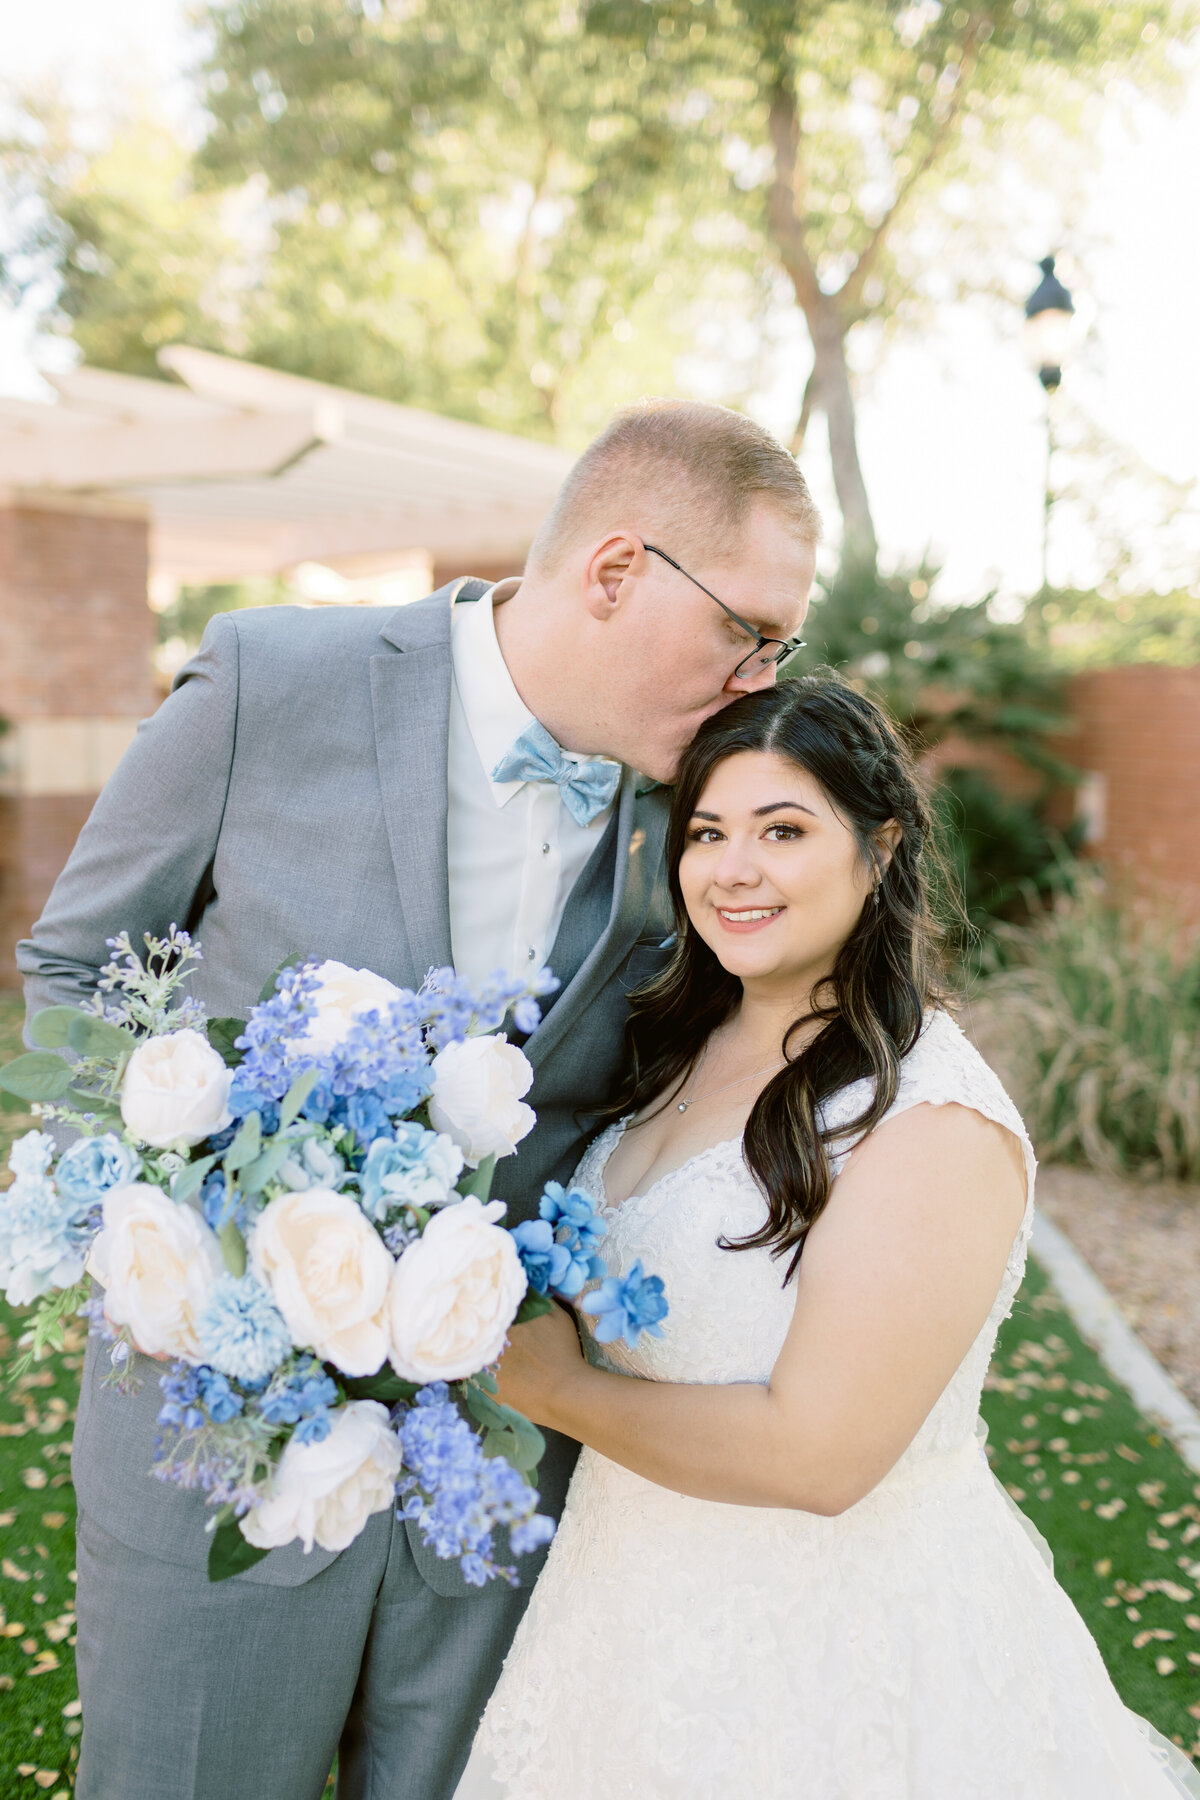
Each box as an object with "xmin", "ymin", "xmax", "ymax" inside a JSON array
[{"xmin": 584, "ymin": 533, "xmax": 642, "ymax": 617}]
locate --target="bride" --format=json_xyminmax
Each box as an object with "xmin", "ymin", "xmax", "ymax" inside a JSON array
[{"xmin": 456, "ymin": 674, "xmax": 1198, "ymax": 1799}]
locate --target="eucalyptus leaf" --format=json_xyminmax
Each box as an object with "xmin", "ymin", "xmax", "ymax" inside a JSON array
[
  {"xmin": 207, "ymin": 1513, "xmax": 270, "ymax": 1583},
  {"xmin": 207, "ymin": 1017, "xmax": 246, "ymax": 1068},
  {"xmin": 0, "ymin": 1052, "xmax": 75, "ymax": 1102},
  {"xmin": 240, "ymin": 1140, "xmax": 295, "ymax": 1196},
  {"xmin": 465, "ymin": 1388, "xmax": 545, "ymax": 1472},
  {"xmin": 217, "ymin": 1220, "xmax": 247, "ymax": 1278},
  {"xmin": 27, "ymin": 1005, "xmax": 88, "ymax": 1050},
  {"xmin": 67, "ymin": 1014, "xmax": 137, "ymax": 1057},
  {"xmin": 223, "ymin": 1112, "xmax": 262, "ymax": 1174},
  {"xmin": 258, "ymin": 952, "xmax": 305, "ymax": 1005},
  {"xmin": 171, "ymin": 1153, "xmax": 219, "ymax": 1207},
  {"xmin": 343, "ymin": 1370, "xmax": 421, "ymax": 1405},
  {"xmin": 279, "ymin": 1067, "xmax": 319, "ymax": 1132},
  {"xmin": 513, "ymin": 1289, "xmax": 555, "ymax": 1325},
  {"xmin": 457, "ymin": 1154, "xmax": 496, "ymax": 1202}
]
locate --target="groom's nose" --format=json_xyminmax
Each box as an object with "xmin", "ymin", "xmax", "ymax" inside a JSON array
[{"xmin": 723, "ymin": 660, "xmax": 778, "ymax": 697}]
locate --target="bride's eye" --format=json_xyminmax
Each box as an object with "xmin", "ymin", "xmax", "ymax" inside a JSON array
[
  {"xmin": 687, "ymin": 826, "xmax": 724, "ymax": 844},
  {"xmin": 764, "ymin": 823, "xmax": 804, "ymax": 841}
]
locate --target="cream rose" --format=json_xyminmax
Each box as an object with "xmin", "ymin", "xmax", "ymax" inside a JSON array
[
  {"xmin": 295, "ymin": 960, "xmax": 404, "ymax": 1056},
  {"xmin": 387, "ymin": 1196, "xmax": 527, "ymax": 1383},
  {"xmin": 249, "ymin": 1189, "xmax": 392, "ymax": 1376},
  {"xmin": 87, "ymin": 1182, "xmax": 225, "ymax": 1361},
  {"xmin": 240, "ymin": 1400, "xmax": 402, "ymax": 1554},
  {"xmin": 427, "ymin": 1035, "xmax": 535, "ymax": 1167},
  {"xmin": 120, "ymin": 1029, "xmax": 233, "ymax": 1149}
]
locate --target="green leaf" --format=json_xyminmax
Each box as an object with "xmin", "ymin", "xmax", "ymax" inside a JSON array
[
  {"xmin": 171, "ymin": 1153, "xmax": 218, "ymax": 1207},
  {"xmin": 217, "ymin": 1220, "xmax": 246, "ymax": 1277},
  {"xmin": 223, "ymin": 1112, "xmax": 261, "ymax": 1174},
  {"xmin": 513, "ymin": 1288, "xmax": 555, "ymax": 1325},
  {"xmin": 207, "ymin": 1017, "xmax": 246, "ymax": 1067},
  {"xmin": 240, "ymin": 1139, "xmax": 295, "ymax": 1196},
  {"xmin": 464, "ymin": 1387, "xmax": 545, "ymax": 1474},
  {"xmin": 473, "ymin": 1368, "xmax": 498, "ymax": 1395},
  {"xmin": 0, "ymin": 1087, "xmax": 31, "ymax": 1114},
  {"xmin": 343, "ymin": 1370, "xmax": 421, "ymax": 1405},
  {"xmin": 65, "ymin": 1090, "xmax": 123, "ymax": 1126},
  {"xmin": 279, "ymin": 1067, "xmax": 319, "ymax": 1132},
  {"xmin": 207, "ymin": 1511, "xmax": 271, "ymax": 1583},
  {"xmin": 258, "ymin": 953, "xmax": 305, "ymax": 1005},
  {"xmin": 457, "ymin": 1153, "xmax": 496, "ymax": 1202},
  {"xmin": 0, "ymin": 1052, "xmax": 75, "ymax": 1102},
  {"xmin": 27, "ymin": 1005, "xmax": 89, "ymax": 1049},
  {"xmin": 67, "ymin": 1014, "xmax": 138, "ymax": 1057}
]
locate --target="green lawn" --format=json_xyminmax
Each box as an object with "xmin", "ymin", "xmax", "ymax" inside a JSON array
[{"xmin": 2, "ymin": 992, "xmax": 1199, "ymax": 1793}]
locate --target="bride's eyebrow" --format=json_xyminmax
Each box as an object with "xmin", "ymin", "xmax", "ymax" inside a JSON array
[{"xmin": 753, "ymin": 801, "xmax": 818, "ymax": 819}]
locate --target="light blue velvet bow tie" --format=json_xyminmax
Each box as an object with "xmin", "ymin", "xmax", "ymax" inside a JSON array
[{"xmin": 491, "ymin": 721, "xmax": 621, "ymax": 826}]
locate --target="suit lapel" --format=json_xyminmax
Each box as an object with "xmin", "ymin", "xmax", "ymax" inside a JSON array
[
  {"xmin": 370, "ymin": 583, "xmax": 479, "ymax": 983},
  {"xmin": 524, "ymin": 772, "xmax": 671, "ymax": 1070}
]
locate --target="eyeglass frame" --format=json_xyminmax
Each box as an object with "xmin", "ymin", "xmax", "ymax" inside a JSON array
[{"xmin": 642, "ymin": 543, "xmax": 806, "ymax": 678}]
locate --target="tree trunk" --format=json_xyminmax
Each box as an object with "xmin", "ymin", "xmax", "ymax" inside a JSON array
[{"xmin": 809, "ymin": 295, "xmax": 878, "ymax": 577}]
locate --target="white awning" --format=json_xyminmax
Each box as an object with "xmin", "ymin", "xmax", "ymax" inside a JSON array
[{"xmin": 0, "ymin": 347, "xmax": 574, "ymax": 583}]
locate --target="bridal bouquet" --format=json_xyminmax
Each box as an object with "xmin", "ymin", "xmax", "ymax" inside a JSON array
[{"xmin": 0, "ymin": 929, "xmax": 667, "ymax": 1585}]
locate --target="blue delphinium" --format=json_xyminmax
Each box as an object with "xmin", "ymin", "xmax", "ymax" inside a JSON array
[
  {"xmin": 582, "ymin": 1260, "xmax": 668, "ymax": 1350},
  {"xmin": 538, "ymin": 1182, "xmax": 607, "ymax": 1297},
  {"xmin": 258, "ymin": 1356, "xmax": 339, "ymax": 1445},
  {"xmin": 359, "ymin": 1123, "xmax": 464, "ymax": 1221},
  {"xmin": 509, "ymin": 1219, "xmax": 573, "ymax": 1297},
  {"xmin": 0, "ymin": 1132, "xmax": 92, "ymax": 1306},
  {"xmin": 195, "ymin": 1274, "xmax": 293, "ymax": 1386},
  {"xmin": 53, "ymin": 1133, "xmax": 141, "ymax": 1215},
  {"xmin": 158, "ymin": 1361, "xmax": 245, "ymax": 1431},
  {"xmin": 419, "ymin": 966, "xmax": 558, "ymax": 1051},
  {"xmin": 396, "ymin": 1384, "xmax": 554, "ymax": 1586}
]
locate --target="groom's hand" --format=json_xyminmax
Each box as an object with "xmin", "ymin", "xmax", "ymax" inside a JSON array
[{"xmin": 493, "ymin": 1300, "xmax": 586, "ymax": 1429}]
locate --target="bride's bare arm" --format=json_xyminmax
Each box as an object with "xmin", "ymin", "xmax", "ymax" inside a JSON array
[{"xmin": 494, "ymin": 1101, "xmax": 1027, "ymax": 1515}]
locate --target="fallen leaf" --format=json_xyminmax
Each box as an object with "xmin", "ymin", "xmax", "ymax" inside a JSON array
[
  {"xmin": 20, "ymin": 1468, "xmax": 48, "ymax": 1490},
  {"xmin": 2, "ymin": 1558, "xmax": 30, "ymax": 1581},
  {"xmin": 33, "ymin": 1773, "xmax": 59, "ymax": 1790},
  {"xmin": 61, "ymin": 1700, "xmax": 81, "ymax": 1719},
  {"xmin": 1158, "ymin": 1582, "xmax": 1193, "ymax": 1603},
  {"xmin": 1, "ymin": 1621, "xmax": 25, "ymax": 1637},
  {"xmin": 1157, "ymin": 1655, "xmax": 1177, "ymax": 1675},
  {"xmin": 40, "ymin": 1514, "xmax": 66, "ymax": 1531},
  {"xmin": 0, "ymin": 1511, "xmax": 15, "ymax": 1527},
  {"xmin": 29, "ymin": 1652, "xmax": 60, "ymax": 1675},
  {"xmin": 16, "ymin": 1767, "xmax": 36, "ymax": 1779},
  {"xmin": 1094, "ymin": 1559, "xmax": 1112, "ymax": 1577},
  {"xmin": 19, "ymin": 1637, "xmax": 38, "ymax": 1654}
]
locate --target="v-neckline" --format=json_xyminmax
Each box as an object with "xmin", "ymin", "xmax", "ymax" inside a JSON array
[{"xmin": 596, "ymin": 1117, "xmax": 744, "ymax": 1218}]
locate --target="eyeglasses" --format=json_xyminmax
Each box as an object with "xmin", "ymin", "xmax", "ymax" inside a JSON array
[{"xmin": 643, "ymin": 544, "xmax": 806, "ymax": 679}]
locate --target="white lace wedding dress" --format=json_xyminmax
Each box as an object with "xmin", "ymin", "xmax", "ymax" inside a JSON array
[{"xmin": 456, "ymin": 1010, "xmax": 1200, "ymax": 1798}]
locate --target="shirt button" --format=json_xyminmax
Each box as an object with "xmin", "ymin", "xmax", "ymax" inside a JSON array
[
  {"xmin": 527, "ymin": 947, "xmax": 536, "ymax": 960},
  {"xmin": 541, "ymin": 842, "xmax": 551, "ymax": 855}
]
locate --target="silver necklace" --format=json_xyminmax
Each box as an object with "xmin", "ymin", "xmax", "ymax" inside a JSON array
[{"xmin": 674, "ymin": 1044, "xmax": 787, "ymax": 1114}]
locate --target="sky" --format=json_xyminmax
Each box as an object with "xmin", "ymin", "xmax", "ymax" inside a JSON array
[{"xmin": 2, "ymin": 0, "xmax": 1197, "ymax": 603}]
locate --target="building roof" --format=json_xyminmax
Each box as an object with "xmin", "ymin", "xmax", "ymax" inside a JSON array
[{"xmin": 0, "ymin": 347, "xmax": 574, "ymax": 582}]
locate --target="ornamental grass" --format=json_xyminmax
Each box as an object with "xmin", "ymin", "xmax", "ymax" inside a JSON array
[{"xmin": 977, "ymin": 873, "xmax": 1200, "ymax": 1183}]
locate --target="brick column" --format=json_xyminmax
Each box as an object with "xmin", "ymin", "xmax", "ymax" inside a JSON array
[
  {"xmin": 0, "ymin": 492, "xmax": 155, "ymax": 987},
  {"xmin": 1066, "ymin": 664, "xmax": 1200, "ymax": 922}
]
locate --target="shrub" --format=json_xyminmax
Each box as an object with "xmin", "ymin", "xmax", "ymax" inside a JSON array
[{"xmin": 977, "ymin": 873, "xmax": 1200, "ymax": 1181}]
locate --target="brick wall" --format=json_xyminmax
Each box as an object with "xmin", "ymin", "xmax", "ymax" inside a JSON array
[
  {"xmin": 0, "ymin": 496, "xmax": 153, "ymax": 986},
  {"xmin": 1066, "ymin": 664, "xmax": 1200, "ymax": 920}
]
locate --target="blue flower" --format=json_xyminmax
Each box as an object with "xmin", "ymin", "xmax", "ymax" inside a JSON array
[
  {"xmin": 581, "ymin": 1260, "xmax": 668, "ymax": 1350},
  {"xmin": 510, "ymin": 1219, "xmax": 573, "ymax": 1296},
  {"xmin": 157, "ymin": 1361, "xmax": 244, "ymax": 1430},
  {"xmin": 195, "ymin": 1273, "xmax": 293, "ymax": 1386},
  {"xmin": 0, "ymin": 1132, "xmax": 91, "ymax": 1307},
  {"xmin": 537, "ymin": 1182, "xmax": 607, "ymax": 1296},
  {"xmin": 276, "ymin": 1135, "xmax": 346, "ymax": 1192},
  {"xmin": 200, "ymin": 1171, "xmax": 247, "ymax": 1235},
  {"xmin": 257, "ymin": 1356, "xmax": 339, "ymax": 1439},
  {"xmin": 53, "ymin": 1133, "xmax": 141, "ymax": 1209},
  {"xmin": 359, "ymin": 1123, "xmax": 464, "ymax": 1221}
]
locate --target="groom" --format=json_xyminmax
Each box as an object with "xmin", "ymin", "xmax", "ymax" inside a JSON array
[{"xmin": 20, "ymin": 398, "xmax": 818, "ymax": 1800}]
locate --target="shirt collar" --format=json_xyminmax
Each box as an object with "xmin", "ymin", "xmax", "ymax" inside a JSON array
[{"xmin": 451, "ymin": 581, "xmax": 534, "ymax": 806}]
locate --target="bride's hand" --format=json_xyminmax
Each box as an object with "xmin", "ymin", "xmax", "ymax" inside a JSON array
[{"xmin": 494, "ymin": 1301, "xmax": 586, "ymax": 1427}]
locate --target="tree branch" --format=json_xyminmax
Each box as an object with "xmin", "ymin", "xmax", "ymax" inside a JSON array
[{"xmin": 766, "ymin": 70, "xmax": 821, "ymax": 319}]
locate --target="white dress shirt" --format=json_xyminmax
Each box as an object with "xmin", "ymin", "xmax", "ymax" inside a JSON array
[{"xmin": 447, "ymin": 581, "xmax": 617, "ymax": 989}]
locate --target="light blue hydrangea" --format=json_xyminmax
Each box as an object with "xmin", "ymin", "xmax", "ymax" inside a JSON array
[
  {"xmin": 359, "ymin": 1123, "xmax": 464, "ymax": 1221},
  {"xmin": 194, "ymin": 1274, "xmax": 293, "ymax": 1386},
  {"xmin": 0, "ymin": 1132, "xmax": 90, "ymax": 1307},
  {"xmin": 276, "ymin": 1135, "xmax": 346, "ymax": 1193},
  {"xmin": 54, "ymin": 1133, "xmax": 141, "ymax": 1210}
]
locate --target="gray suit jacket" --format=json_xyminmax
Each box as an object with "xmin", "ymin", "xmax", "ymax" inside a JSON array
[{"xmin": 19, "ymin": 582, "xmax": 673, "ymax": 1592}]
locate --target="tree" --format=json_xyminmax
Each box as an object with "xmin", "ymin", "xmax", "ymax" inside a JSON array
[{"xmin": 585, "ymin": 0, "xmax": 1196, "ymax": 573}]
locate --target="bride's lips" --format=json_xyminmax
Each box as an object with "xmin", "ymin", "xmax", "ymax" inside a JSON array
[{"xmin": 714, "ymin": 905, "xmax": 785, "ymax": 935}]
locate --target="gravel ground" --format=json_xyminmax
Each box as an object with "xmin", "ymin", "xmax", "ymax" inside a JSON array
[{"xmin": 1036, "ymin": 1163, "xmax": 1200, "ymax": 1412}]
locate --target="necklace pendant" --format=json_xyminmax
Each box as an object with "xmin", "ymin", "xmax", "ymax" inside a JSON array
[{"xmin": 677, "ymin": 1100, "xmax": 689, "ymax": 1113}]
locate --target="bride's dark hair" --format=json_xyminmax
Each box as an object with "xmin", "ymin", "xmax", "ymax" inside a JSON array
[{"xmin": 604, "ymin": 673, "xmax": 950, "ymax": 1280}]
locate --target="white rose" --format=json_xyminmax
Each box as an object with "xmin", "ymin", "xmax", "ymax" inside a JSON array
[
  {"xmin": 427, "ymin": 1035, "xmax": 535, "ymax": 1167},
  {"xmin": 387, "ymin": 1196, "xmax": 527, "ymax": 1383},
  {"xmin": 120, "ymin": 1029, "xmax": 233, "ymax": 1149},
  {"xmin": 296, "ymin": 961, "xmax": 404, "ymax": 1056},
  {"xmin": 87, "ymin": 1182, "xmax": 224, "ymax": 1361},
  {"xmin": 249, "ymin": 1189, "xmax": 392, "ymax": 1377},
  {"xmin": 240, "ymin": 1400, "xmax": 402, "ymax": 1554}
]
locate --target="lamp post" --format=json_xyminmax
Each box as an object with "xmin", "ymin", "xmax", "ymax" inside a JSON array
[{"xmin": 1023, "ymin": 255, "xmax": 1076, "ymax": 592}]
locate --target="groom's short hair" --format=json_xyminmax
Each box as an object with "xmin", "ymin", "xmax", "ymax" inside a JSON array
[{"xmin": 526, "ymin": 398, "xmax": 820, "ymax": 576}]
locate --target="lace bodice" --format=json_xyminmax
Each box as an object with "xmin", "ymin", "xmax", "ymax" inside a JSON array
[{"xmin": 573, "ymin": 1009, "xmax": 1037, "ymax": 1474}]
